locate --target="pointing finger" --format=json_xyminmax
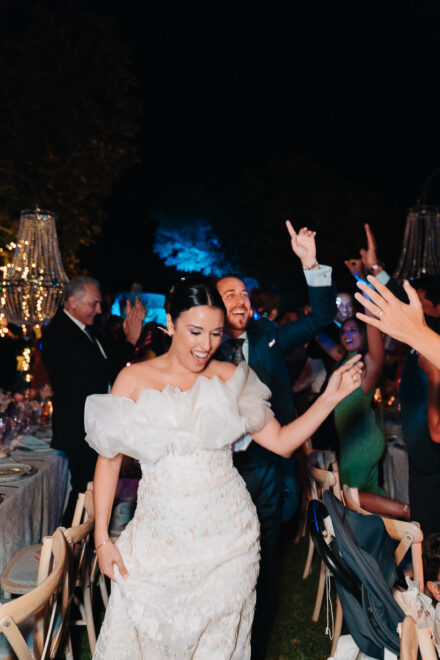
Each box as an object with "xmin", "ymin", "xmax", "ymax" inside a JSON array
[
  {"xmin": 285, "ymin": 219, "xmax": 296, "ymax": 239},
  {"xmin": 364, "ymin": 223, "xmax": 376, "ymax": 249}
]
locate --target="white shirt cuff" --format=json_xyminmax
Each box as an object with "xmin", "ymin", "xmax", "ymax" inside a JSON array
[
  {"xmin": 376, "ymin": 270, "xmax": 391, "ymax": 285},
  {"xmin": 232, "ymin": 433, "xmax": 252, "ymax": 453},
  {"xmin": 303, "ymin": 264, "xmax": 332, "ymax": 287}
]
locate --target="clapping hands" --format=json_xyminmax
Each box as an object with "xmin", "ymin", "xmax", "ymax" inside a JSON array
[
  {"xmin": 123, "ymin": 296, "xmax": 146, "ymax": 345},
  {"xmin": 285, "ymin": 220, "xmax": 318, "ymax": 269}
]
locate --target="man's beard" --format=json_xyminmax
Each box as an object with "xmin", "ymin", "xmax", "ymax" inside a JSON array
[{"xmin": 225, "ymin": 312, "xmax": 248, "ymax": 333}]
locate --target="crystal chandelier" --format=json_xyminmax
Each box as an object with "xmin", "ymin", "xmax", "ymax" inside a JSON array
[
  {"xmin": 393, "ymin": 166, "xmax": 440, "ymax": 281},
  {"xmin": 0, "ymin": 208, "xmax": 68, "ymax": 326},
  {"xmin": 393, "ymin": 204, "xmax": 440, "ymax": 281}
]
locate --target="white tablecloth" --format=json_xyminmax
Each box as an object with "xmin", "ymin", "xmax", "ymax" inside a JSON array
[{"xmin": 0, "ymin": 449, "xmax": 69, "ymax": 578}]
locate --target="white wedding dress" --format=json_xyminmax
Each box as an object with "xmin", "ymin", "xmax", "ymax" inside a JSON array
[{"xmin": 84, "ymin": 362, "xmax": 274, "ymax": 659}]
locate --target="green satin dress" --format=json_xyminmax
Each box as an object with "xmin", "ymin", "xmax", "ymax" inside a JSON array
[{"xmin": 334, "ymin": 355, "xmax": 385, "ymax": 494}]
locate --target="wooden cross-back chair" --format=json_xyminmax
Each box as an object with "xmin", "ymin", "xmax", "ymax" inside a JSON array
[
  {"xmin": 0, "ymin": 528, "xmax": 67, "ymax": 660},
  {"xmin": 305, "ymin": 451, "xmax": 343, "ymax": 658},
  {"xmin": 303, "ymin": 450, "xmax": 340, "ymax": 580},
  {"xmin": 1, "ymin": 485, "xmax": 101, "ymax": 659},
  {"xmin": 59, "ymin": 487, "xmax": 96, "ymax": 657},
  {"xmin": 342, "ymin": 485, "xmax": 424, "ymax": 591},
  {"xmin": 2, "ymin": 488, "xmax": 90, "ymax": 600}
]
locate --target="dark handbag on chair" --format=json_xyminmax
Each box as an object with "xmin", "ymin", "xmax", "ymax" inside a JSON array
[{"xmin": 308, "ymin": 490, "xmax": 405, "ymax": 659}]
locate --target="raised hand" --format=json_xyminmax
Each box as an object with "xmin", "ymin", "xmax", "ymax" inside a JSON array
[
  {"xmin": 96, "ymin": 540, "xmax": 129, "ymax": 581},
  {"xmin": 354, "ymin": 276, "xmax": 426, "ymax": 343},
  {"xmin": 285, "ymin": 220, "xmax": 318, "ymax": 269},
  {"xmin": 360, "ymin": 223, "xmax": 380, "ymax": 273},
  {"xmin": 123, "ymin": 296, "xmax": 146, "ymax": 345},
  {"xmin": 344, "ymin": 224, "xmax": 380, "ymax": 279},
  {"xmin": 324, "ymin": 353, "xmax": 363, "ymax": 402}
]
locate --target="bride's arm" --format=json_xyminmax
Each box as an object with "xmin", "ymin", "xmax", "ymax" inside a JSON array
[
  {"xmin": 93, "ymin": 368, "xmax": 138, "ymax": 580},
  {"xmin": 94, "ymin": 454, "xmax": 129, "ymax": 580},
  {"xmin": 252, "ymin": 354, "xmax": 363, "ymax": 457}
]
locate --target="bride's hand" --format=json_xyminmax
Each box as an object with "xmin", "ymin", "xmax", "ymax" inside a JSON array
[
  {"xmin": 324, "ymin": 353, "xmax": 364, "ymax": 403},
  {"xmin": 96, "ymin": 541, "xmax": 129, "ymax": 581}
]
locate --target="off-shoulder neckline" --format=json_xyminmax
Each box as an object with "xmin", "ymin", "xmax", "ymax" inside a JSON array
[{"xmin": 112, "ymin": 361, "xmax": 246, "ymax": 403}]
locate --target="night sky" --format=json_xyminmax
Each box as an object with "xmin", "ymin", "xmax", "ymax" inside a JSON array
[{"xmin": 79, "ymin": 4, "xmax": 440, "ymax": 294}]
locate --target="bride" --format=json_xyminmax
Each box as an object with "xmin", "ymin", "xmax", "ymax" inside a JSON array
[{"xmin": 86, "ymin": 277, "xmax": 362, "ymax": 659}]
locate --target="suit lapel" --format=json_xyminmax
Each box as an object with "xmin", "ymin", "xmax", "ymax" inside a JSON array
[
  {"xmin": 246, "ymin": 321, "xmax": 266, "ymax": 370},
  {"xmin": 60, "ymin": 311, "xmax": 107, "ymax": 364}
]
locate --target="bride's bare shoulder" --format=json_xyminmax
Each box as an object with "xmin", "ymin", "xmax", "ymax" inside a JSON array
[
  {"xmin": 208, "ymin": 360, "xmax": 237, "ymax": 382},
  {"xmin": 111, "ymin": 357, "xmax": 166, "ymax": 398}
]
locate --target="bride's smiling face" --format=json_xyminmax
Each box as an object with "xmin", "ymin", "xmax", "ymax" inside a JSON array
[{"xmin": 167, "ymin": 305, "xmax": 224, "ymax": 372}]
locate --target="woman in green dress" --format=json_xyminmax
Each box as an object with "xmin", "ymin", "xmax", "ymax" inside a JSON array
[
  {"xmin": 334, "ymin": 317, "xmax": 385, "ymax": 494},
  {"xmin": 334, "ymin": 314, "xmax": 410, "ymax": 518}
]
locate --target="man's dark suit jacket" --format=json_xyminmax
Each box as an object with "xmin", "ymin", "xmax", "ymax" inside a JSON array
[
  {"xmin": 222, "ymin": 284, "xmax": 336, "ymax": 424},
  {"xmin": 42, "ymin": 308, "xmax": 135, "ymax": 455},
  {"xmin": 248, "ymin": 283, "xmax": 335, "ymax": 510}
]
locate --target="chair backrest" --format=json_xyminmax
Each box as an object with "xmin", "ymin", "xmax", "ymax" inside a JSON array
[
  {"xmin": 32, "ymin": 487, "xmax": 94, "ymax": 591},
  {"xmin": 343, "ymin": 485, "xmax": 424, "ymax": 590},
  {"xmin": 0, "ymin": 528, "xmax": 67, "ymax": 660},
  {"xmin": 69, "ymin": 482, "xmax": 94, "ymax": 528},
  {"xmin": 52, "ymin": 488, "xmax": 95, "ymax": 653},
  {"xmin": 323, "ymin": 489, "xmax": 405, "ymax": 657},
  {"xmin": 307, "ymin": 450, "xmax": 341, "ymax": 500}
]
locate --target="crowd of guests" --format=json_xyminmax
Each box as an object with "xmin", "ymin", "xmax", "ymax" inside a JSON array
[{"xmin": 3, "ymin": 220, "xmax": 440, "ymax": 656}]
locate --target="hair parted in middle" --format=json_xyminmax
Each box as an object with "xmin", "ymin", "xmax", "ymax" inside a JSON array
[{"xmin": 167, "ymin": 276, "xmax": 226, "ymax": 323}]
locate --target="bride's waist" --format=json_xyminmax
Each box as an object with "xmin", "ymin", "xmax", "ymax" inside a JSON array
[{"xmin": 138, "ymin": 449, "xmax": 241, "ymax": 495}]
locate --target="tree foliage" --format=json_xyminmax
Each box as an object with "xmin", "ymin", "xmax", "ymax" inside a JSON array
[
  {"xmin": 153, "ymin": 216, "xmax": 234, "ymax": 277},
  {"xmin": 0, "ymin": 1, "xmax": 140, "ymax": 273}
]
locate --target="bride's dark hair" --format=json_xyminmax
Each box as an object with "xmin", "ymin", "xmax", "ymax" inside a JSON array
[{"xmin": 168, "ymin": 276, "xmax": 226, "ymax": 323}]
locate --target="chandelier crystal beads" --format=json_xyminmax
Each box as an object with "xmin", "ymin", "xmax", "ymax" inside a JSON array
[
  {"xmin": 0, "ymin": 208, "xmax": 68, "ymax": 326},
  {"xmin": 393, "ymin": 204, "xmax": 440, "ymax": 281}
]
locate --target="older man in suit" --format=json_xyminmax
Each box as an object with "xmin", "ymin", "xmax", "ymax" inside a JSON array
[
  {"xmin": 42, "ymin": 276, "xmax": 144, "ymax": 523},
  {"xmin": 216, "ymin": 222, "xmax": 336, "ymax": 659}
]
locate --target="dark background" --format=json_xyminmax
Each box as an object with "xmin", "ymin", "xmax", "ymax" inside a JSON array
[{"xmin": 4, "ymin": 2, "xmax": 440, "ymax": 302}]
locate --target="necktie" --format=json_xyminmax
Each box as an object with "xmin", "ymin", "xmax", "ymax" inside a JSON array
[
  {"xmin": 84, "ymin": 326, "xmax": 100, "ymax": 351},
  {"xmin": 228, "ymin": 338, "xmax": 245, "ymax": 365}
]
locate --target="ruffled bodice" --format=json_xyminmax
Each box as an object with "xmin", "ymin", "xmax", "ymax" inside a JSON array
[{"xmin": 84, "ymin": 362, "xmax": 273, "ymax": 463}]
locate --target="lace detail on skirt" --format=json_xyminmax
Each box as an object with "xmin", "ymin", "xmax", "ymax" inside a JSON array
[{"xmin": 94, "ymin": 449, "xmax": 260, "ymax": 659}]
